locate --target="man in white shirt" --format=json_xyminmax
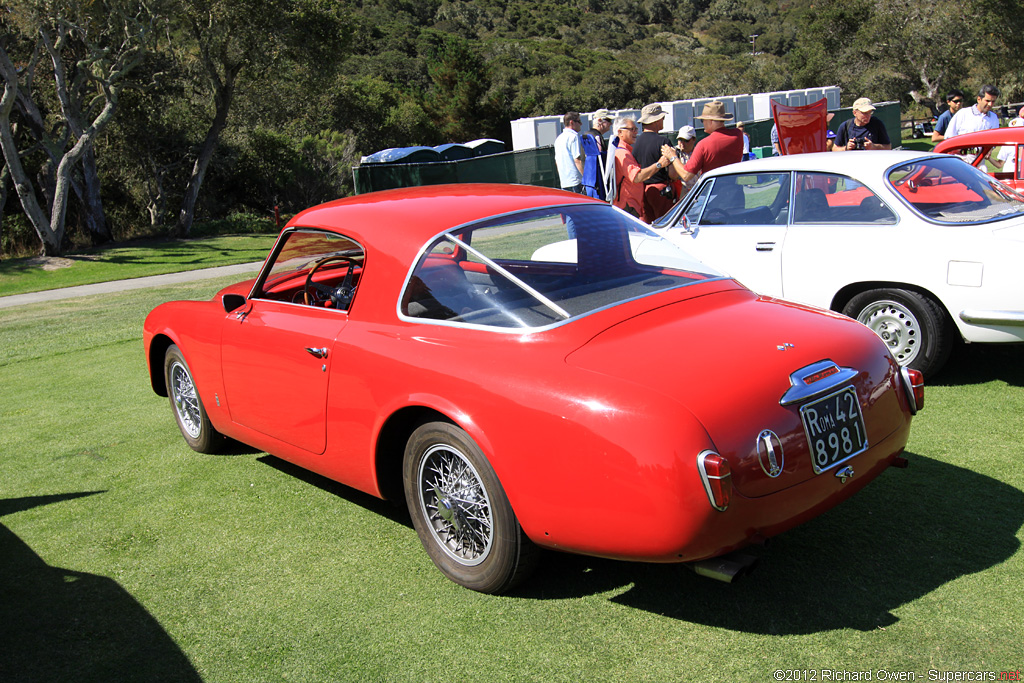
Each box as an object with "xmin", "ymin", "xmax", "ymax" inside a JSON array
[
  {"xmin": 554, "ymin": 112, "xmax": 585, "ymax": 193},
  {"xmin": 945, "ymin": 85, "xmax": 1000, "ymax": 139}
]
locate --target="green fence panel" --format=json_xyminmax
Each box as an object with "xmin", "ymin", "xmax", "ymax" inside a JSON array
[{"xmin": 352, "ymin": 147, "xmax": 559, "ymax": 194}]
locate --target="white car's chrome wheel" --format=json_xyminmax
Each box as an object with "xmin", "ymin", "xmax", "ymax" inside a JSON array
[{"xmin": 856, "ymin": 299, "xmax": 922, "ymax": 367}]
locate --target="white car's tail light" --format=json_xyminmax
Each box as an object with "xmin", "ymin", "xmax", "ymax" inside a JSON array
[{"xmin": 697, "ymin": 450, "xmax": 732, "ymax": 511}]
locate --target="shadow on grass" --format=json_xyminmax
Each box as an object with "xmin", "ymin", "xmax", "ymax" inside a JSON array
[
  {"xmin": 931, "ymin": 342, "xmax": 1024, "ymax": 387},
  {"xmin": 514, "ymin": 453, "xmax": 1023, "ymax": 634},
  {"xmin": 0, "ymin": 493, "xmax": 201, "ymax": 682},
  {"xmin": 257, "ymin": 455, "xmax": 412, "ymax": 528}
]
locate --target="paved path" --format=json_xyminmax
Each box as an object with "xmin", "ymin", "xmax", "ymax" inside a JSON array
[{"xmin": 0, "ymin": 262, "xmax": 263, "ymax": 310}]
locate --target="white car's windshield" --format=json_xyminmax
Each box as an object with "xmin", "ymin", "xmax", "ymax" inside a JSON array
[
  {"xmin": 889, "ymin": 156, "xmax": 1024, "ymax": 223},
  {"xmin": 401, "ymin": 204, "xmax": 725, "ymax": 328}
]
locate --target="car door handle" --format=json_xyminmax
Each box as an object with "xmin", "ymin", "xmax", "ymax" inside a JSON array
[
  {"xmin": 756, "ymin": 242, "xmax": 776, "ymax": 252},
  {"xmin": 305, "ymin": 347, "xmax": 328, "ymax": 359}
]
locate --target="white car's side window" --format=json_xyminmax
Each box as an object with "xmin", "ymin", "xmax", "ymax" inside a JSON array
[
  {"xmin": 794, "ymin": 173, "xmax": 897, "ymax": 224},
  {"xmin": 690, "ymin": 174, "xmax": 789, "ymax": 226}
]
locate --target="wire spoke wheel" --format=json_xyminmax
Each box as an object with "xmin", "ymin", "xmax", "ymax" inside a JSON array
[
  {"xmin": 419, "ymin": 444, "xmax": 493, "ymax": 565},
  {"xmin": 169, "ymin": 360, "xmax": 203, "ymax": 439},
  {"xmin": 163, "ymin": 344, "xmax": 223, "ymax": 453},
  {"xmin": 403, "ymin": 421, "xmax": 538, "ymax": 593}
]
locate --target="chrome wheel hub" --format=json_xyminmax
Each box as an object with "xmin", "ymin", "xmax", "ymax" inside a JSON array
[
  {"xmin": 857, "ymin": 300, "xmax": 920, "ymax": 366},
  {"xmin": 419, "ymin": 444, "xmax": 493, "ymax": 566},
  {"xmin": 170, "ymin": 361, "xmax": 202, "ymax": 439}
]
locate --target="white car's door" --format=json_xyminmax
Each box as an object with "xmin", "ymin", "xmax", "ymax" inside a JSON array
[
  {"xmin": 778, "ymin": 173, "xmax": 900, "ymax": 309},
  {"xmin": 659, "ymin": 172, "xmax": 790, "ymax": 297}
]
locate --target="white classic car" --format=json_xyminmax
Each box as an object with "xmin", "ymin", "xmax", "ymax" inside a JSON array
[
  {"xmin": 538, "ymin": 151, "xmax": 1024, "ymax": 376},
  {"xmin": 650, "ymin": 151, "xmax": 1024, "ymax": 376}
]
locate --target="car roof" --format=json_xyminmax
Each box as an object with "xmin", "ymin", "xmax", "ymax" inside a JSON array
[
  {"xmin": 934, "ymin": 127, "xmax": 1024, "ymax": 153},
  {"xmin": 703, "ymin": 150, "xmax": 943, "ymax": 177},
  {"xmin": 286, "ymin": 183, "xmax": 598, "ymax": 254}
]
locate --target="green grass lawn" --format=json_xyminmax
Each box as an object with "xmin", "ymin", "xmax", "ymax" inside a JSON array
[
  {"xmin": 0, "ymin": 234, "xmax": 277, "ymax": 297},
  {"xmin": 1, "ymin": 279, "xmax": 1022, "ymax": 682}
]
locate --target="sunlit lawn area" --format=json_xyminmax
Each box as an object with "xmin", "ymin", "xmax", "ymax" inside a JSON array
[
  {"xmin": 0, "ymin": 234, "xmax": 277, "ymax": 297},
  {"xmin": 1, "ymin": 275, "xmax": 1022, "ymax": 681}
]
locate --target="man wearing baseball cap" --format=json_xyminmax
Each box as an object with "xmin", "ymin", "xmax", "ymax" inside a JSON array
[
  {"xmin": 671, "ymin": 126, "xmax": 698, "ymax": 198},
  {"xmin": 833, "ymin": 97, "xmax": 891, "ymax": 151},
  {"xmin": 660, "ymin": 101, "xmax": 744, "ymax": 185}
]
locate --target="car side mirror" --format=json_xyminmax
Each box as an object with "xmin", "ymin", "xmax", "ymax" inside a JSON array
[{"xmin": 222, "ymin": 293, "xmax": 247, "ymax": 313}]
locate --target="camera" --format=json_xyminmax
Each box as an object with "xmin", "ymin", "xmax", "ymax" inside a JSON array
[{"xmin": 853, "ymin": 137, "xmax": 867, "ymax": 150}]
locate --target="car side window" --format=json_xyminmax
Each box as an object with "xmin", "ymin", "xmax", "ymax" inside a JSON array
[
  {"xmin": 256, "ymin": 229, "xmax": 364, "ymax": 309},
  {"xmin": 691, "ymin": 174, "xmax": 789, "ymax": 226},
  {"xmin": 794, "ymin": 173, "xmax": 896, "ymax": 224}
]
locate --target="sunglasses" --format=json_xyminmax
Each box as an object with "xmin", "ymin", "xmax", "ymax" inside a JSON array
[
  {"xmin": 619, "ymin": 126, "xmax": 638, "ymax": 132},
  {"xmin": 950, "ymin": 99, "xmax": 963, "ymax": 103}
]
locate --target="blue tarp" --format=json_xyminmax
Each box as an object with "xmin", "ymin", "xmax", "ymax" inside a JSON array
[{"xmin": 361, "ymin": 139, "xmax": 506, "ymax": 164}]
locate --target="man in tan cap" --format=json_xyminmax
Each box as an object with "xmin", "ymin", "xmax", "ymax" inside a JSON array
[
  {"xmin": 633, "ymin": 103, "xmax": 675, "ymax": 222},
  {"xmin": 587, "ymin": 109, "xmax": 614, "ymax": 153},
  {"xmin": 833, "ymin": 97, "xmax": 891, "ymax": 151},
  {"xmin": 661, "ymin": 100, "xmax": 743, "ymax": 185}
]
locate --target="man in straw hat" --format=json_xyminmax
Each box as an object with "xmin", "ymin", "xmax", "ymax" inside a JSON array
[
  {"xmin": 633, "ymin": 103, "xmax": 676, "ymax": 222},
  {"xmin": 661, "ymin": 100, "xmax": 744, "ymax": 185}
]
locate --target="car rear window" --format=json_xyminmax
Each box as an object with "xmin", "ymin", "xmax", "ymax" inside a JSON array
[
  {"xmin": 888, "ymin": 156, "xmax": 1024, "ymax": 223},
  {"xmin": 401, "ymin": 204, "xmax": 725, "ymax": 329}
]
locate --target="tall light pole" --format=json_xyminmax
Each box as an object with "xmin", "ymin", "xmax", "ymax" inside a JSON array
[{"xmin": 750, "ymin": 34, "xmax": 759, "ymax": 56}]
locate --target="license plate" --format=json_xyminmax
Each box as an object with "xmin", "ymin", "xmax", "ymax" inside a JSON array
[{"xmin": 800, "ymin": 386, "xmax": 869, "ymax": 474}]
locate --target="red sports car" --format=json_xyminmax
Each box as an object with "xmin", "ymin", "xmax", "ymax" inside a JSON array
[
  {"xmin": 144, "ymin": 184, "xmax": 923, "ymax": 593},
  {"xmin": 934, "ymin": 127, "xmax": 1024, "ymax": 191}
]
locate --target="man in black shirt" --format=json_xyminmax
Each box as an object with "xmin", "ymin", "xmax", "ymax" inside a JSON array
[
  {"xmin": 632, "ymin": 103, "xmax": 675, "ymax": 222},
  {"xmin": 833, "ymin": 97, "xmax": 891, "ymax": 151}
]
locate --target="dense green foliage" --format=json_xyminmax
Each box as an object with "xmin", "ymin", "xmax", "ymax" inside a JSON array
[{"xmin": 2, "ymin": 0, "xmax": 1023, "ymax": 255}]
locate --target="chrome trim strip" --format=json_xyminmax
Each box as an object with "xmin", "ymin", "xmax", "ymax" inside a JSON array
[
  {"xmin": 959, "ymin": 309, "xmax": 1024, "ymax": 326},
  {"xmin": 779, "ymin": 359, "xmax": 858, "ymax": 406},
  {"xmin": 696, "ymin": 449, "xmax": 729, "ymax": 512}
]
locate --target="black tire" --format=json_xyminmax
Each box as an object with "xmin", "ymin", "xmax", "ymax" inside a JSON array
[
  {"xmin": 164, "ymin": 344, "xmax": 224, "ymax": 453},
  {"xmin": 842, "ymin": 288, "xmax": 954, "ymax": 377},
  {"xmin": 403, "ymin": 421, "xmax": 538, "ymax": 593}
]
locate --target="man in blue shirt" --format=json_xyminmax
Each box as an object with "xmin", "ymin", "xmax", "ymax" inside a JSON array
[
  {"xmin": 931, "ymin": 90, "xmax": 965, "ymax": 143},
  {"xmin": 554, "ymin": 112, "xmax": 585, "ymax": 193}
]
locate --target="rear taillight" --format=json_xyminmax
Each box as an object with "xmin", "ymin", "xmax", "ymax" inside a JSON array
[
  {"xmin": 697, "ymin": 450, "xmax": 732, "ymax": 511},
  {"xmin": 900, "ymin": 367, "xmax": 924, "ymax": 415}
]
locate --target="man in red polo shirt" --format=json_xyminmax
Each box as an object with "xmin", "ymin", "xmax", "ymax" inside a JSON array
[{"xmin": 662, "ymin": 101, "xmax": 743, "ymax": 185}]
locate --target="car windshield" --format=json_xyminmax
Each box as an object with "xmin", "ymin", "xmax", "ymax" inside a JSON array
[
  {"xmin": 401, "ymin": 204, "xmax": 725, "ymax": 329},
  {"xmin": 888, "ymin": 156, "xmax": 1024, "ymax": 223}
]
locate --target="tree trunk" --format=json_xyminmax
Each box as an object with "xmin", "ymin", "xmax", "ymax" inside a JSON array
[
  {"xmin": 175, "ymin": 73, "xmax": 235, "ymax": 238},
  {"xmin": 80, "ymin": 147, "xmax": 111, "ymax": 245},
  {"xmin": 0, "ymin": 162, "xmax": 9, "ymax": 256},
  {"xmin": 0, "ymin": 47, "xmax": 60, "ymax": 254}
]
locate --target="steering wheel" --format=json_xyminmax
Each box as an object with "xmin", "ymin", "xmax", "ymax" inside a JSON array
[{"xmin": 304, "ymin": 256, "xmax": 360, "ymax": 308}]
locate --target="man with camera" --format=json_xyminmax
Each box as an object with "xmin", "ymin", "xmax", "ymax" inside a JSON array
[{"xmin": 833, "ymin": 98, "xmax": 891, "ymax": 152}]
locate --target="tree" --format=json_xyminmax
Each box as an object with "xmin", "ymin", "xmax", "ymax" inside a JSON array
[
  {"xmin": 871, "ymin": 0, "xmax": 973, "ymax": 107},
  {"xmin": 0, "ymin": 0, "xmax": 161, "ymax": 255},
  {"xmin": 169, "ymin": 0, "xmax": 349, "ymax": 237}
]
